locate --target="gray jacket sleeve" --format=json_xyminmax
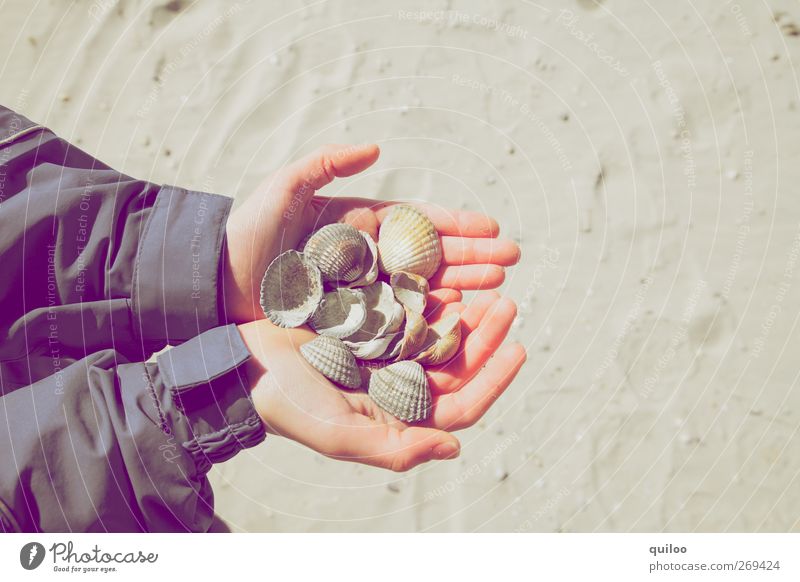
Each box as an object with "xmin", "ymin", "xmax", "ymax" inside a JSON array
[{"xmin": 0, "ymin": 106, "xmax": 266, "ymax": 532}]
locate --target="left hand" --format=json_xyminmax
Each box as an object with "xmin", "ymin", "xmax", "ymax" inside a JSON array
[
  {"xmin": 222, "ymin": 144, "xmax": 521, "ymax": 323},
  {"xmin": 238, "ymin": 290, "xmax": 525, "ymax": 471}
]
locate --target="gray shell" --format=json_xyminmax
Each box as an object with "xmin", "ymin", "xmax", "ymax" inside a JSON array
[
  {"xmin": 304, "ymin": 223, "xmax": 367, "ymax": 283},
  {"xmin": 368, "ymin": 360, "xmax": 431, "ymax": 422},
  {"xmin": 345, "ymin": 232, "xmax": 379, "ymax": 288},
  {"xmin": 259, "ymin": 250, "xmax": 324, "ymax": 328},
  {"xmin": 300, "ymin": 335, "xmax": 361, "ymax": 389}
]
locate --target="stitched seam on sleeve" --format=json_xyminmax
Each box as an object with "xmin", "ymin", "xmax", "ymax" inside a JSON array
[
  {"xmin": 142, "ymin": 364, "xmax": 169, "ymax": 435},
  {"xmin": 131, "ymin": 188, "xmax": 165, "ymax": 342}
]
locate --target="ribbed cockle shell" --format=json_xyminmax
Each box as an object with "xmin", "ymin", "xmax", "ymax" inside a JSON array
[
  {"xmin": 304, "ymin": 223, "xmax": 367, "ymax": 283},
  {"xmin": 378, "ymin": 205, "xmax": 442, "ymax": 279},
  {"xmin": 300, "ymin": 335, "xmax": 361, "ymax": 389},
  {"xmin": 259, "ymin": 250, "xmax": 323, "ymax": 328},
  {"xmin": 368, "ymin": 360, "xmax": 431, "ymax": 422},
  {"xmin": 414, "ymin": 311, "xmax": 462, "ymax": 366}
]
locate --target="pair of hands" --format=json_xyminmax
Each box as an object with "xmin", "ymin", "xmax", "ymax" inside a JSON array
[{"xmin": 222, "ymin": 144, "xmax": 526, "ymax": 472}]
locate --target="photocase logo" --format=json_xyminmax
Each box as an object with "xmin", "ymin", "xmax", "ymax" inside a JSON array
[{"xmin": 20, "ymin": 542, "xmax": 46, "ymax": 570}]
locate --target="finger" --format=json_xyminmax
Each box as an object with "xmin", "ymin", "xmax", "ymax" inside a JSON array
[
  {"xmin": 425, "ymin": 288, "xmax": 462, "ymax": 318},
  {"xmin": 441, "ymin": 237, "xmax": 521, "ymax": 266},
  {"xmin": 282, "ymin": 144, "xmax": 380, "ymax": 196},
  {"xmin": 326, "ymin": 198, "xmax": 500, "ymax": 238},
  {"xmin": 429, "ymin": 264, "xmax": 506, "ymax": 290},
  {"xmin": 331, "ymin": 419, "xmax": 460, "ymax": 472},
  {"xmin": 455, "ymin": 290, "xmax": 500, "ymax": 330},
  {"xmin": 428, "ymin": 297, "xmax": 518, "ymax": 394},
  {"xmin": 426, "ymin": 342, "xmax": 527, "ymax": 431},
  {"xmin": 375, "ymin": 203, "xmax": 500, "ymax": 238}
]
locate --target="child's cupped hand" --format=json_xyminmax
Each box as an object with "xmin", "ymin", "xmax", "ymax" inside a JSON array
[
  {"xmin": 237, "ymin": 289, "xmax": 525, "ymax": 471},
  {"xmin": 221, "ymin": 143, "xmax": 521, "ymax": 323}
]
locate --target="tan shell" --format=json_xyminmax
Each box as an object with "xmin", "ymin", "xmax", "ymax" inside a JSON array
[
  {"xmin": 390, "ymin": 271, "xmax": 429, "ymax": 313},
  {"xmin": 259, "ymin": 250, "xmax": 323, "ymax": 328},
  {"xmin": 300, "ymin": 336, "xmax": 361, "ymax": 389},
  {"xmin": 414, "ymin": 311, "xmax": 462, "ymax": 366},
  {"xmin": 378, "ymin": 205, "xmax": 442, "ymax": 279},
  {"xmin": 383, "ymin": 307, "xmax": 429, "ymax": 361},
  {"xmin": 368, "ymin": 360, "xmax": 431, "ymax": 422},
  {"xmin": 346, "ymin": 232, "xmax": 379, "ymax": 288},
  {"xmin": 309, "ymin": 288, "xmax": 367, "ymax": 338},
  {"xmin": 304, "ymin": 223, "xmax": 367, "ymax": 283}
]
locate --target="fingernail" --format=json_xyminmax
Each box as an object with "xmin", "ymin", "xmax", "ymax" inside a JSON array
[{"xmin": 433, "ymin": 442, "xmax": 460, "ymax": 459}]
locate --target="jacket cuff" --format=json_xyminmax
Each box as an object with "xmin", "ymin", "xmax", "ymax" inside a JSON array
[
  {"xmin": 132, "ymin": 185, "xmax": 232, "ymax": 344},
  {"xmin": 156, "ymin": 325, "xmax": 266, "ymax": 474}
]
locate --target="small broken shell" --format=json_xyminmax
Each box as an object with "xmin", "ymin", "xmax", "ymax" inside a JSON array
[
  {"xmin": 304, "ymin": 223, "xmax": 367, "ymax": 283},
  {"xmin": 368, "ymin": 360, "xmax": 431, "ymax": 422},
  {"xmin": 346, "ymin": 232, "xmax": 379, "ymax": 288},
  {"xmin": 300, "ymin": 336, "xmax": 361, "ymax": 389},
  {"xmin": 383, "ymin": 307, "xmax": 429, "ymax": 361},
  {"xmin": 342, "ymin": 282, "xmax": 405, "ymax": 360},
  {"xmin": 259, "ymin": 250, "xmax": 323, "ymax": 328},
  {"xmin": 378, "ymin": 205, "xmax": 442, "ymax": 279},
  {"xmin": 390, "ymin": 271, "xmax": 429, "ymax": 313},
  {"xmin": 414, "ymin": 311, "xmax": 462, "ymax": 366},
  {"xmin": 309, "ymin": 288, "xmax": 367, "ymax": 338}
]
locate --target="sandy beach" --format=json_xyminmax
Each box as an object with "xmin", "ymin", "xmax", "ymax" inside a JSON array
[{"xmin": 2, "ymin": 0, "xmax": 799, "ymax": 532}]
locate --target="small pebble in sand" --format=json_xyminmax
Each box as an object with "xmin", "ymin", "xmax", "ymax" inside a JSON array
[
  {"xmin": 485, "ymin": 175, "xmax": 496, "ymax": 185},
  {"xmin": 494, "ymin": 467, "xmax": 509, "ymax": 482},
  {"xmin": 725, "ymin": 169, "xmax": 740, "ymax": 180},
  {"xmin": 59, "ymin": 94, "xmax": 71, "ymax": 103},
  {"xmin": 268, "ymin": 53, "xmax": 280, "ymax": 66},
  {"xmin": 506, "ymin": 143, "xmax": 515, "ymax": 155},
  {"xmin": 387, "ymin": 482, "xmax": 400, "ymax": 493}
]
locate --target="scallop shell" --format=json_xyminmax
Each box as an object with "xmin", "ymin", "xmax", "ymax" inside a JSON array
[
  {"xmin": 346, "ymin": 232, "xmax": 379, "ymax": 288},
  {"xmin": 378, "ymin": 205, "xmax": 442, "ymax": 279},
  {"xmin": 368, "ymin": 360, "xmax": 431, "ymax": 422},
  {"xmin": 300, "ymin": 336, "xmax": 361, "ymax": 389},
  {"xmin": 342, "ymin": 282, "xmax": 405, "ymax": 360},
  {"xmin": 383, "ymin": 307, "xmax": 429, "ymax": 361},
  {"xmin": 390, "ymin": 271, "xmax": 429, "ymax": 313},
  {"xmin": 309, "ymin": 288, "xmax": 367, "ymax": 338},
  {"xmin": 304, "ymin": 223, "xmax": 367, "ymax": 283},
  {"xmin": 414, "ymin": 311, "xmax": 462, "ymax": 366},
  {"xmin": 259, "ymin": 250, "xmax": 323, "ymax": 327}
]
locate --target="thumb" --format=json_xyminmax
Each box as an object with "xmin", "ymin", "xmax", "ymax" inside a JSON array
[
  {"xmin": 334, "ymin": 422, "xmax": 461, "ymax": 472},
  {"xmin": 283, "ymin": 143, "xmax": 380, "ymax": 197}
]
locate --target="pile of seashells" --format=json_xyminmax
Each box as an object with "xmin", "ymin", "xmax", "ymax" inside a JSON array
[{"xmin": 259, "ymin": 205, "xmax": 461, "ymax": 423}]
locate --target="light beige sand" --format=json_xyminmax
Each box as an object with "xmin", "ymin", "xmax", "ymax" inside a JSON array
[{"xmin": 2, "ymin": 0, "xmax": 800, "ymax": 532}]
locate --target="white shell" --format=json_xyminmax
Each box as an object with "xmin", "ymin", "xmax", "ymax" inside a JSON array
[
  {"xmin": 259, "ymin": 250, "xmax": 323, "ymax": 328},
  {"xmin": 378, "ymin": 205, "xmax": 442, "ymax": 279},
  {"xmin": 414, "ymin": 311, "xmax": 462, "ymax": 366},
  {"xmin": 300, "ymin": 336, "xmax": 361, "ymax": 389},
  {"xmin": 304, "ymin": 223, "xmax": 367, "ymax": 282},
  {"xmin": 384, "ymin": 307, "xmax": 429, "ymax": 361},
  {"xmin": 310, "ymin": 288, "xmax": 367, "ymax": 338},
  {"xmin": 346, "ymin": 232, "xmax": 379, "ymax": 288},
  {"xmin": 342, "ymin": 282, "xmax": 405, "ymax": 360},
  {"xmin": 390, "ymin": 271, "xmax": 429, "ymax": 313},
  {"xmin": 368, "ymin": 360, "xmax": 431, "ymax": 422}
]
